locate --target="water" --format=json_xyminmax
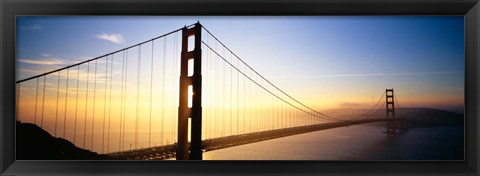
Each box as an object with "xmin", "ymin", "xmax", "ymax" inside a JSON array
[{"xmin": 203, "ymin": 123, "xmax": 464, "ymax": 160}]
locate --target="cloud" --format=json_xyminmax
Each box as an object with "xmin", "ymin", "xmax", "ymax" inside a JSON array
[
  {"xmin": 20, "ymin": 24, "xmax": 43, "ymax": 30},
  {"xmin": 95, "ymin": 32, "xmax": 125, "ymax": 44},
  {"xmin": 268, "ymin": 71, "xmax": 459, "ymax": 79},
  {"xmin": 17, "ymin": 58, "xmax": 66, "ymax": 65},
  {"xmin": 41, "ymin": 53, "xmax": 52, "ymax": 57},
  {"xmin": 18, "ymin": 68, "xmax": 51, "ymax": 76}
]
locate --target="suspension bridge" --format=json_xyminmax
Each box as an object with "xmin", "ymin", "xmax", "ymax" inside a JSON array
[{"xmin": 15, "ymin": 22, "xmax": 407, "ymax": 160}]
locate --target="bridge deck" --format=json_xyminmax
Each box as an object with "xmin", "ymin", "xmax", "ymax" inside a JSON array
[{"xmin": 107, "ymin": 118, "xmax": 404, "ymax": 160}]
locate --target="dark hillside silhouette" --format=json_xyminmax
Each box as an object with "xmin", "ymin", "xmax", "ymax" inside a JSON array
[
  {"xmin": 398, "ymin": 108, "xmax": 463, "ymax": 127},
  {"xmin": 16, "ymin": 121, "xmax": 108, "ymax": 160}
]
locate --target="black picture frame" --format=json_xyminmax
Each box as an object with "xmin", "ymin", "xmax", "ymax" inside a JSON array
[{"xmin": 1, "ymin": 0, "xmax": 479, "ymax": 175}]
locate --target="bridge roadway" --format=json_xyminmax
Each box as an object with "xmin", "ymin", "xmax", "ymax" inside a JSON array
[{"xmin": 107, "ymin": 118, "xmax": 406, "ymax": 160}]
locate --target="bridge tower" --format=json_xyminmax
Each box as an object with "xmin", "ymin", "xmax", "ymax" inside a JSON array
[
  {"xmin": 177, "ymin": 22, "xmax": 202, "ymax": 160},
  {"xmin": 385, "ymin": 89, "xmax": 396, "ymax": 134}
]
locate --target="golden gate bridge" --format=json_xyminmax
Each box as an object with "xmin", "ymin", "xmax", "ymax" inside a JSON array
[{"xmin": 15, "ymin": 22, "xmax": 407, "ymax": 160}]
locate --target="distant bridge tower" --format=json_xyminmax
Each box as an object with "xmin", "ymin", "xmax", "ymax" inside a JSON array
[
  {"xmin": 385, "ymin": 89, "xmax": 396, "ymax": 134},
  {"xmin": 177, "ymin": 22, "xmax": 202, "ymax": 160}
]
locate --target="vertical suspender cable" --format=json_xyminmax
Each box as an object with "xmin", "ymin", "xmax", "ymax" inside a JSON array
[
  {"xmin": 215, "ymin": 40, "xmax": 218, "ymax": 137},
  {"xmin": 107, "ymin": 55, "xmax": 113, "ymax": 153},
  {"xmin": 102, "ymin": 57, "xmax": 109, "ymax": 153},
  {"xmin": 281, "ymin": 96, "xmax": 284, "ymax": 128},
  {"xmin": 261, "ymin": 84, "xmax": 264, "ymax": 131},
  {"xmin": 230, "ymin": 53, "xmax": 233, "ymax": 136},
  {"xmin": 74, "ymin": 66, "xmax": 80, "ymax": 144},
  {"xmin": 273, "ymin": 90, "xmax": 276, "ymax": 129},
  {"xmin": 63, "ymin": 69, "xmax": 70, "ymax": 138},
  {"xmin": 202, "ymin": 42, "xmax": 206, "ymax": 139},
  {"xmin": 204, "ymin": 36, "xmax": 209, "ymax": 139},
  {"xmin": 83, "ymin": 62, "xmax": 90, "ymax": 148},
  {"xmin": 287, "ymin": 102, "xmax": 292, "ymax": 128},
  {"xmin": 243, "ymin": 64, "xmax": 245, "ymax": 133},
  {"xmin": 119, "ymin": 51, "xmax": 125, "ymax": 151},
  {"xmin": 149, "ymin": 41, "xmax": 154, "ymax": 148},
  {"xmin": 122, "ymin": 50, "xmax": 129, "ymax": 151},
  {"xmin": 54, "ymin": 71, "xmax": 61, "ymax": 136},
  {"xmin": 170, "ymin": 34, "xmax": 175, "ymax": 143},
  {"xmin": 171, "ymin": 33, "xmax": 178, "ymax": 143},
  {"xmin": 278, "ymin": 98, "xmax": 280, "ymax": 129},
  {"xmin": 135, "ymin": 45, "xmax": 141, "ymax": 150},
  {"xmin": 162, "ymin": 37, "xmax": 166, "ymax": 144},
  {"xmin": 175, "ymin": 33, "xmax": 179, "ymax": 143},
  {"xmin": 236, "ymin": 55, "xmax": 239, "ymax": 135},
  {"xmin": 202, "ymin": 35, "xmax": 208, "ymax": 139},
  {"xmin": 91, "ymin": 59, "xmax": 98, "ymax": 150},
  {"xmin": 41, "ymin": 76, "xmax": 47, "ymax": 128},
  {"xmin": 34, "ymin": 78, "xmax": 39, "ymax": 124},
  {"xmin": 249, "ymin": 73, "xmax": 252, "ymax": 132},
  {"xmin": 222, "ymin": 47, "xmax": 226, "ymax": 136},
  {"xmin": 282, "ymin": 103, "xmax": 285, "ymax": 128},
  {"xmin": 175, "ymin": 33, "xmax": 178, "ymax": 143}
]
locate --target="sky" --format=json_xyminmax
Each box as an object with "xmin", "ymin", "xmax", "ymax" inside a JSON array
[
  {"xmin": 15, "ymin": 16, "xmax": 465, "ymax": 153},
  {"xmin": 16, "ymin": 16, "xmax": 464, "ymax": 112}
]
